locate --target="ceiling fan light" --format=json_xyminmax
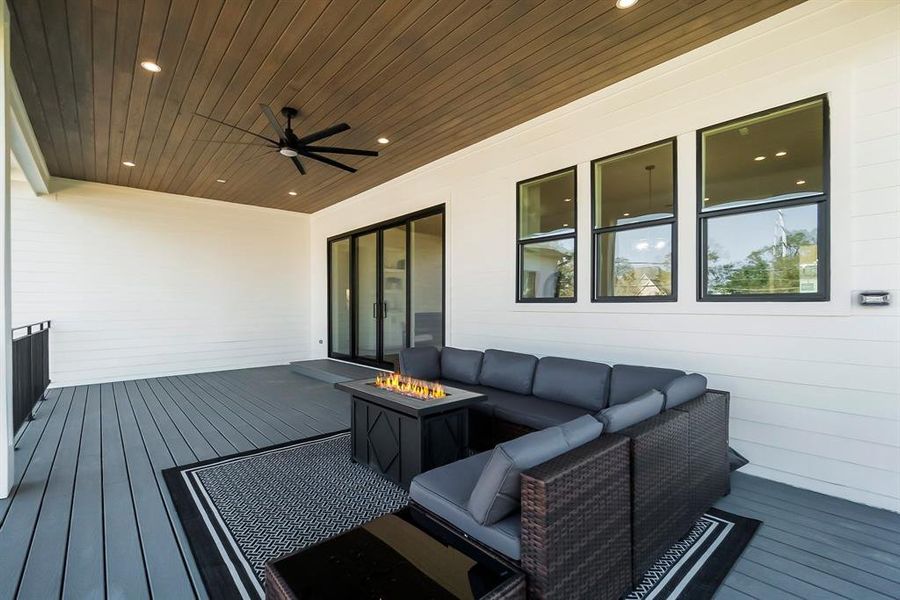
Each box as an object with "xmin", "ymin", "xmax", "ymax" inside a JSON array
[
  {"xmin": 279, "ymin": 147, "xmax": 299, "ymax": 157},
  {"xmin": 140, "ymin": 61, "xmax": 161, "ymax": 73}
]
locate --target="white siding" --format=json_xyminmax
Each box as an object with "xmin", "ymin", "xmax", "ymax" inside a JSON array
[
  {"xmin": 310, "ymin": 1, "xmax": 900, "ymax": 512},
  {"xmin": 12, "ymin": 179, "xmax": 311, "ymax": 385}
]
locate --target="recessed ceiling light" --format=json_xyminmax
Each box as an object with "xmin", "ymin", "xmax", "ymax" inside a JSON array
[
  {"xmin": 140, "ymin": 61, "xmax": 161, "ymax": 73},
  {"xmin": 616, "ymin": 0, "xmax": 638, "ymax": 8},
  {"xmin": 775, "ymin": 151, "xmax": 787, "ymax": 157},
  {"xmin": 122, "ymin": 161, "xmax": 136, "ymax": 167},
  {"xmin": 288, "ymin": 191, "xmax": 298, "ymax": 196},
  {"xmin": 623, "ymin": 212, "xmax": 630, "ymax": 216},
  {"xmin": 377, "ymin": 137, "xmax": 390, "ymax": 144},
  {"xmin": 754, "ymin": 155, "xmax": 766, "ymax": 161},
  {"xmin": 563, "ymin": 223, "xmax": 569, "ymax": 227},
  {"xmin": 216, "ymin": 179, "xmax": 226, "ymax": 183},
  {"xmin": 796, "ymin": 180, "xmax": 806, "ymax": 185},
  {"xmin": 563, "ymin": 198, "xmax": 571, "ymax": 202}
]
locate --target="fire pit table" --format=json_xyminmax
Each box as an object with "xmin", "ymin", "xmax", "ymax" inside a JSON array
[{"xmin": 335, "ymin": 376, "xmax": 486, "ymax": 489}]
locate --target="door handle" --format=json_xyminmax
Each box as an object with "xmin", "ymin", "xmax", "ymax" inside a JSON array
[
  {"xmin": 372, "ymin": 302, "xmax": 378, "ymax": 319},
  {"xmin": 383, "ymin": 302, "xmax": 388, "ymax": 318}
]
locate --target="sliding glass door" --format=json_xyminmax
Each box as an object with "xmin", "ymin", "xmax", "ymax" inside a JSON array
[
  {"xmin": 354, "ymin": 232, "xmax": 379, "ymax": 363},
  {"xmin": 410, "ymin": 213, "xmax": 444, "ymax": 348},
  {"xmin": 328, "ymin": 206, "xmax": 444, "ymax": 370},
  {"xmin": 382, "ymin": 225, "xmax": 408, "ymax": 367}
]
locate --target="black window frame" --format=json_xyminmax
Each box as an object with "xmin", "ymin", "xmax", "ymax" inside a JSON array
[
  {"xmin": 590, "ymin": 138, "xmax": 678, "ymax": 303},
  {"xmin": 515, "ymin": 166, "xmax": 578, "ymax": 304},
  {"xmin": 326, "ymin": 204, "xmax": 446, "ymax": 368},
  {"xmin": 697, "ymin": 95, "xmax": 830, "ymax": 302}
]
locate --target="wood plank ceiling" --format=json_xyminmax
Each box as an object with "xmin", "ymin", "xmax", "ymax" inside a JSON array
[{"xmin": 9, "ymin": 0, "xmax": 803, "ymax": 213}]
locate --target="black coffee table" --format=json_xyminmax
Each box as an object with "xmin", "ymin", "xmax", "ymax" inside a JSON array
[
  {"xmin": 265, "ymin": 507, "xmax": 524, "ymax": 600},
  {"xmin": 335, "ymin": 379, "xmax": 485, "ymax": 489}
]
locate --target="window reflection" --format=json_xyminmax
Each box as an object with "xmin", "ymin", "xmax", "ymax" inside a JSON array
[
  {"xmin": 706, "ymin": 204, "xmax": 819, "ymax": 295},
  {"xmin": 702, "ymin": 99, "xmax": 824, "ymax": 211},
  {"xmin": 518, "ymin": 169, "xmax": 576, "ymax": 239},
  {"xmin": 521, "ymin": 239, "xmax": 575, "ymax": 299},
  {"xmin": 594, "ymin": 142, "xmax": 674, "ymax": 228},
  {"xmin": 596, "ymin": 224, "xmax": 673, "ymax": 297},
  {"xmin": 411, "ymin": 214, "xmax": 444, "ymax": 347}
]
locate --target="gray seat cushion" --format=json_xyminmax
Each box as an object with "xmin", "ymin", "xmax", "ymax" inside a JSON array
[
  {"xmin": 532, "ymin": 357, "xmax": 611, "ymax": 411},
  {"xmin": 438, "ymin": 380, "xmax": 496, "ymax": 415},
  {"xmin": 441, "ymin": 347, "xmax": 484, "ymax": 385},
  {"xmin": 608, "ymin": 364, "xmax": 685, "ymax": 406},
  {"xmin": 479, "ymin": 349, "xmax": 538, "ymax": 395},
  {"xmin": 398, "ymin": 346, "xmax": 441, "ymax": 381},
  {"xmin": 596, "ymin": 389, "xmax": 665, "ymax": 432},
  {"xmin": 663, "ymin": 374, "xmax": 708, "ymax": 408},
  {"xmin": 409, "ymin": 451, "xmax": 522, "ymax": 560},
  {"xmin": 490, "ymin": 390, "xmax": 589, "ymax": 429},
  {"xmin": 467, "ymin": 415, "xmax": 604, "ymax": 525}
]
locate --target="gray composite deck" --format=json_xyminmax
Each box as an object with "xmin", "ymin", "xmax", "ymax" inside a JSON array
[{"xmin": 0, "ymin": 365, "xmax": 897, "ymax": 599}]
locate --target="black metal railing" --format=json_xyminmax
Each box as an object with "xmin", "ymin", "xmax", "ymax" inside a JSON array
[{"xmin": 12, "ymin": 320, "xmax": 50, "ymax": 434}]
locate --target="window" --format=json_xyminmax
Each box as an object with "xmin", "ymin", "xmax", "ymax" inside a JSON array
[
  {"xmin": 516, "ymin": 167, "xmax": 576, "ymax": 302},
  {"xmin": 591, "ymin": 139, "xmax": 676, "ymax": 301},
  {"xmin": 698, "ymin": 97, "xmax": 828, "ymax": 301}
]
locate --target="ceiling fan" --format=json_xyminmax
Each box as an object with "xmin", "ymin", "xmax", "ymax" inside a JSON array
[{"xmin": 194, "ymin": 105, "xmax": 378, "ymax": 175}]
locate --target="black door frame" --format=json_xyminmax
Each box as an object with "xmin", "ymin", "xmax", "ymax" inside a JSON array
[{"xmin": 327, "ymin": 204, "xmax": 446, "ymax": 369}]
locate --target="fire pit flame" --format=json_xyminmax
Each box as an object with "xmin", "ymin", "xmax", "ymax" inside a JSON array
[{"xmin": 374, "ymin": 372, "xmax": 446, "ymax": 400}]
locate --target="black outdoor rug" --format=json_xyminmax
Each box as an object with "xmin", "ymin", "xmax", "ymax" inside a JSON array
[{"xmin": 163, "ymin": 431, "xmax": 760, "ymax": 600}]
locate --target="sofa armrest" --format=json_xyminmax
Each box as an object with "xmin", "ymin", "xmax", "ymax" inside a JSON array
[
  {"xmin": 520, "ymin": 434, "xmax": 631, "ymax": 600},
  {"xmin": 662, "ymin": 373, "xmax": 708, "ymax": 409},
  {"xmin": 619, "ymin": 409, "xmax": 693, "ymax": 584},
  {"xmin": 673, "ymin": 390, "xmax": 731, "ymax": 520}
]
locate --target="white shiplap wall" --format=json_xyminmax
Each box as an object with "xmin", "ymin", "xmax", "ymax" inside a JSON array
[
  {"xmin": 310, "ymin": 1, "xmax": 900, "ymax": 511},
  {"xmin": 12, "ymin": 178, "xmax": 311, "ymax": 385}
]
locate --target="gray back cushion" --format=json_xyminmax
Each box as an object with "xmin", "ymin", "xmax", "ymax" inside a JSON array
[
  {"xmin": 398, "ymin": 346, "xmax": 441, "ymax": 381},
  {"xmin": 663, "ymin": 373, "xmax": 708, "ymax": 409},
  {"xmin": 532, "ymin": 357, "xmax": 611, "ymax": 411},
  {"xmin": 608, "ymin": 364, "xmax": 685, "ymax": 406},
  {"xmin": 467, "ymin": 415, "xmax": 604, "ymax": 525},
  {"xmin": 479, "ymin": 349, "xmax": 538, "ymax": 395},
  {"xmin": 596, "ymin": 389, "xmax": 665, "ymax": 432},
  {"xmin": 441, "ymin": 347, "xmax": 484, "ymax": 385}
]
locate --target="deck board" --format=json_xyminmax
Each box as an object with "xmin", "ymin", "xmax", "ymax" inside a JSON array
[
  {"xmin": 100, "ymin": 382, "xmax": 150, "ymax": 600},
  {"xmin": 151, "ymin": 377, "xmax": 240, "ymax": 456},
  {"xmin": 0, "ymin": 386, "xmax": 73, "ymax": 599},
  {"xmin": 63, "ymin": 384, "xmax": 105, "ymax": 600},
  {"xmin": 115, "ymin": 381, "xmax": 196, "ymax": 599},
  {"xmin": 16, "ymin": 385, "xmax": 86, "ymax": 600},
  {"xmin": 0, "ymin": 388, "xmax": 61, "ymax": 525},
  {"xmin": 126, "ymin": 379, "xmax": 209, "ymax": 599},
  {"xmin": 137, "ymin": 379, "xmax": 216, "ymax": 462},
  {"xmin": 1, "ymin": 365, "xmax": 897, "ymax": 600}
]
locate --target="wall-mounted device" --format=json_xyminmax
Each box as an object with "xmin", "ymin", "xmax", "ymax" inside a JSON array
[{"xmin": 858, "ymin": 291, "xmax": 891, "ymax": 306}]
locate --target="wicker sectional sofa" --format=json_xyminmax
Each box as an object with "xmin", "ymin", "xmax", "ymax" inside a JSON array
[{"xmin": 398, "ymin": 346, "xmax": 731, "ymax": 600}]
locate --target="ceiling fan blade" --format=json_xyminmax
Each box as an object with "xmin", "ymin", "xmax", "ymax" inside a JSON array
[
  {"xmin": 194, "ymin": 112, "xmax": 278, "ymax": 144},
  {"xmin": 299, "ymin": 150, "xmax": 356, "ymax": 173},
  {"xmin": 303, "ymin": 145, "xmax": 378, "ymax": 157},
  {"xmin": 259, "ymin": 104, "xmax": 286, "ymax": 140},
  {"xmin": 296, "ymin": 122, "xmax": 350, "ymax": 145},
  {"xmin": 191, "ymin": 139, "xmax": 275, "ymax": 146},
  {"xmin": 229, "ymin": 149, "xmax": 275, "ymax": 168},
  {"xmin": 290, "ymin": 156, "xmax": 306, "ymax": 175}
]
